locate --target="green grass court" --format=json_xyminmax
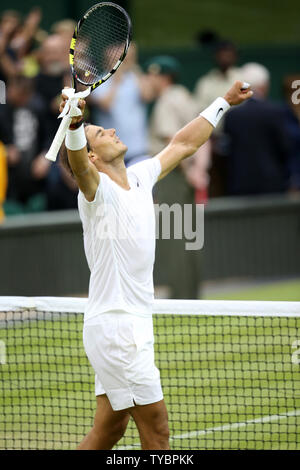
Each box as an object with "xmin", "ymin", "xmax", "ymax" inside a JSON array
[
  {"xmin": 1, "ymin": 279, "xmax": 299, "ymax": 450},
  {"xmin": 205, "ymin": 278, "xmax": 300, "ymax": 302},
  {"xmin": 0, "ymin": 316, "xmax": 299, "ymax": 449}
]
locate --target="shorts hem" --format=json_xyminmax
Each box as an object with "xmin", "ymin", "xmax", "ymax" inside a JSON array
[{"xmin": 111, "ymin": 394, "xmax": 164, "ymax": 411}]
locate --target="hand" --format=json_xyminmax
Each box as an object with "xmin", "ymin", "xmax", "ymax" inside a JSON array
[
  {"xmin": 59, "ymin": 90, "xmax": 86, "ymax": 127},
  {"xmin": 25, "ymin": 7, "xmax": 42, "ymax": 30},
  {"xmin": 6, "ymin": 145, "xmax": 20, "ymax": 166},
  {"xmin": 224, "ymin": 81, "xmax": 253, "ymax": 106},
  {"xmin": 31, "ymin": 153, "xmax": 50, "ymax": 179}
]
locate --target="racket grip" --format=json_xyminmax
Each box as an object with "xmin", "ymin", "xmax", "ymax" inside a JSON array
[{"xmin": 45, "ymin": 115, "xmax": 73, "ymax": 162}]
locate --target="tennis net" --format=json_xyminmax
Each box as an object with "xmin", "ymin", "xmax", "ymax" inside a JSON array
[{"xmin": 0, "ymin": 297, "xmax": 299, "ymax": 450}]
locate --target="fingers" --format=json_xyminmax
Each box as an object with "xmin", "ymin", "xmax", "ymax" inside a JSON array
[
  {"xmin": 244, "ymin": 89, "xmax": 253, "ymax": 98},
  {"xmin": 78, "ymin": 98, "xmax": 85, "ymax": 110},
  {"xmin": 59, "ymin": 102, "xmax": 65, "ymax": 113},
  {"xmin": 59, "ymin": 93, "xmax": 68, "ymax": 113},
  {"xmin": 236, "ymin": 80, "xmax": 253, "ymax": 98},
  {"xmin": 59, "ymin": 96, "xmax": 86, "ymax": 114}
]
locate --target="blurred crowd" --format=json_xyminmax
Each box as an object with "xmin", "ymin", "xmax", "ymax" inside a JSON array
[{"xmin": 0, "ymin": 8, "xmax": 300, "ymax": 225}]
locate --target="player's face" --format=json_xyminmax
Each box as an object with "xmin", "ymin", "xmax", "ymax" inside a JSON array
[{"xmin": 85, "ymin": 124, "xmax": 127, "ymax": 164}]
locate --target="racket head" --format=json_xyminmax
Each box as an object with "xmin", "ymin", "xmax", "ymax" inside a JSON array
[{"xmin": 69, "ymin": 2, "xmax": 132, "ymax": 90}]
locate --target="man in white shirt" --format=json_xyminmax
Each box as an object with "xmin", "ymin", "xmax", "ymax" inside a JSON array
[
  {"xmin": 194, "ymin": 41, "xmax": 241, "ymax": 113},
  {"xmin": 60, "ymin": 80, "xmax": 252, "ymax": 450}
]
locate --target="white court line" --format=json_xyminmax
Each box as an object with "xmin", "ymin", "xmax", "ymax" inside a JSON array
[
  {"xmin": 172, "ymin": 409, "xmax": 300, "ymax": 440},
  {"xmin": 117, "ymin": 409, "xmax": 300, "ymax": 449}
]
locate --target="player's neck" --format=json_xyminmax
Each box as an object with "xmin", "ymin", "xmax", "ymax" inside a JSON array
[{"xmin": 103, "ymin": 157, "xmax": 130, "ymax": 190}]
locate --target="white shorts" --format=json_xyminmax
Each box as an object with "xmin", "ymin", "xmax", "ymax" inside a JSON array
[{"xmin": 83, "ymin": 312, "xmax": 163, "ymax": 411}]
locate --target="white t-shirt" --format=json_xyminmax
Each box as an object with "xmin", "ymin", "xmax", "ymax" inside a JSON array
[{"xmin": 78, "ymin": 157, "xmax": 161, "ymax": 322}]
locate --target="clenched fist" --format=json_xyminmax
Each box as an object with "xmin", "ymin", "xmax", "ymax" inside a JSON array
[
  {"xmin": 224, "ymin": 81, "xmax": 253, "ymax": 106},
  {"xmin": 59, "ymin": 90, "xmax": 86, "ymax": 128}
]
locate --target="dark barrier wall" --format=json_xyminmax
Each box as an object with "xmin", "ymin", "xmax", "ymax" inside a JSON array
[
  {"xmin": 202, "ymin": 196, "xmax": 300, "ymax": 280},
  {"xmin": 1, "ymin": 195, "xmax": 300, "ymax": 296}
]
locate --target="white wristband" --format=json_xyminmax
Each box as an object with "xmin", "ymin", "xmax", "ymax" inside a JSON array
[
  {"xmin": 65, "ymin": 124, "xmax": 87, "ymax": 151},
  {"xmin": 200, "ymin": 97, "xmax": 230, "ymax": 128}
]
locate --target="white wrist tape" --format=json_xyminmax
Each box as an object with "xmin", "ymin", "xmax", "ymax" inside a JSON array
[
  {"xmin": 200, "ymin": 97, "xmax": 230, "ymax": 128},
  {"xmin": 65, "ymin": 124, "xmax": 87, "ymax": 151}
]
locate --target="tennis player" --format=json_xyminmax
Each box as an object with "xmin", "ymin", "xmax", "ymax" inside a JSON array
[{"xmin": 60, "ymin": 80, "xmax": 252, "ymax": 450}]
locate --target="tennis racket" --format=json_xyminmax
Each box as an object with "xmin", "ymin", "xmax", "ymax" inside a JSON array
[{"xmin": 45, "ymin": 2, "xmax": 132, "ymax": 162}]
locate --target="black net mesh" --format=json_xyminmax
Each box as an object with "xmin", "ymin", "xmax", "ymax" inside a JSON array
[
  {"xmin": 73, "ymin": 3, "xmax": 130, "ymax": 85},
  {"xmin": 0, "ymin": 308, "xmax": 299, "ymax": 450}
]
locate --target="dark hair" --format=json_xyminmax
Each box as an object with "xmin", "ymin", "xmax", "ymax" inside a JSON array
[
  {"xmin": 214, "ymin": 40, "xmax": 237, "ymax": 54},
  {"xmin": 59, "ymin": 123, "xmax": 91, "ymax": 177}
]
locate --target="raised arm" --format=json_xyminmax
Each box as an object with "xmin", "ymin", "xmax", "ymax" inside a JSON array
[
  {"xmin": 157, "ymin": 81, "xmax": 253, "ymax": 180},
  {"xmin": 59, "ymin": 94, "xmax": 99, "ymax": 202}
]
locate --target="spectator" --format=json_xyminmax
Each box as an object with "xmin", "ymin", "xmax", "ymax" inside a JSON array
[
  {"xmin": 0, "ymin": 10, "xmax": 21, "ymax": 81},
  {"xmin": 0, "ymin": 140, "xmax": 7, "ymax": 222},
  {"xmin": 147, "ymin": 55, "xmax": 210, "ymax": 201},
  {"xmin": 282, "ymin": 75, "xmax": 300, "ymax": 194},
  {"xmin": 90, "ymin": 42, "xmax": 154, "ymax": 166},
  {"xmin": 194, "ymin": 40, "xmax": 241, "ymax": 112},
  {"xmin": 0, "ymin": 8, "xmax": 44, "ymax": 81},
  {"xmin": 0, "ymin": 75, "xmax": 49, "ymax": 205},
  {"xmin": 34, "ymin": 33, "xmax": 81, "ymax": 209},
  {"xmin": 50, "ymin": 19, "xmax": 76, "ymax": 42},
  {"xmin": 194, "ymin": 40, "xmax": 241, "ymax": 197},
  {"xmin": 35, "ymin": 34, "xmax": 70, "ymax": 138},
  {"xmin": 146, "ymin": 55, "xmax": 207, "ymax": 299},
  {"xmin": 223, "ymin": 62, "xmax": 291, "ymax": 196},
  {"xmin": 9, "ymin": 8, "xmax": 42, "ymax": 62}
]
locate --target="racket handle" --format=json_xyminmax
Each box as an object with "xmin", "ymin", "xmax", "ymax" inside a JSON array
[{"xmin": 45, "ymin": 115, "xmax": 73, "ymax": 162}]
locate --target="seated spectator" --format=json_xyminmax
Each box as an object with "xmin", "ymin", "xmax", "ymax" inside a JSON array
[
  {"xmin": 223, "ymin": 62, "xmax": 291, "ymax": 196},
  {"xmin": 90, "ymin": 42, "xmax": 154, "ymax": 167},
  {"xmin": 0, "ymin": 75, "xmax": 49, "ymax": 205},
  {"xmin": 0, "ymin": 140, "xmax": 7, "ymax": 222},
  {"xmin": 282, "ymin": 75, "xmax": 300, "ymax": 194}
]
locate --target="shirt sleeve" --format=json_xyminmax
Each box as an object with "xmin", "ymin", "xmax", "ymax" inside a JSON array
[
  {"xmin": 128, "ymin": 157, "xmax": 162, "ymax": 191},
  {"xmin": 77, "ymin": 173, "xmax": 106, "ymax": 223}
]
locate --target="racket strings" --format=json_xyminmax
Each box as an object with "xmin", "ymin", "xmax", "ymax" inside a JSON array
[{"xmin": 73, "ymin": 5, "xmax": 130, "ymax": 85}]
